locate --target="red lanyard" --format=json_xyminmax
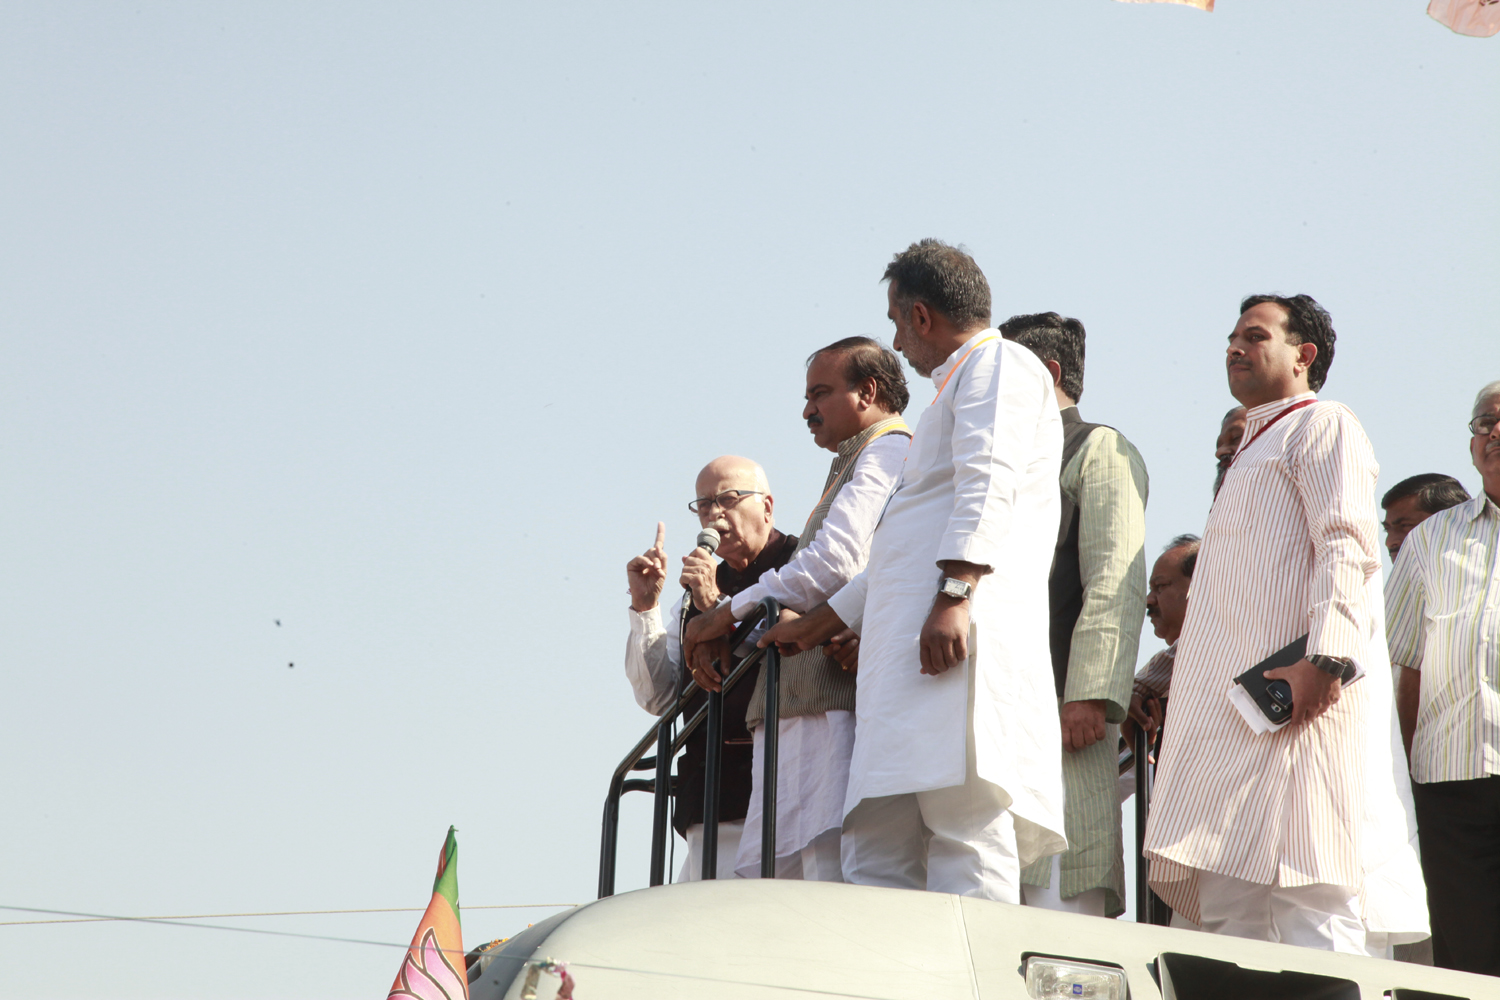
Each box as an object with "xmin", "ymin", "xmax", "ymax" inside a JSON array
[{"xmin": 1228, "ymin": 398, "xmax": 1316, "ymax": 471}]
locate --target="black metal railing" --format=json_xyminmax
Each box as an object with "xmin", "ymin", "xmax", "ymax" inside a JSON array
[
  {"xmin": 1122, "ymin": 724, "xmax": 1172, "ymax": 925},
  {"xmin": 602, "ymin": 598, "xmax": 1171, "ymax": 923},
  {"xmin": 598, "ymin": 598, "xmax": 781, "ymax": 898}
]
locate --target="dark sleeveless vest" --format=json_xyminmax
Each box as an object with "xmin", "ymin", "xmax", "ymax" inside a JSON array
[
  {"xmin": 1049, "ymin": 407, "xmax": 1107, "ymax": 698},
  {"xmin": 673, "ymin": 530, "xmax": 798, "ymax": 837}
]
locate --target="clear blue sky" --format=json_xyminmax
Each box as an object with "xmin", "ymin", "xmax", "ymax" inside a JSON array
[{"xmin": 1, "ymin": 3, "xmax": 1494, "ymax": 996}]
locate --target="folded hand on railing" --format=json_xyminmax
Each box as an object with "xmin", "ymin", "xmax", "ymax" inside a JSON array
[
  {"xmin": 758, "ymin": 602, "xmax": 847, "ymax": 655},
  {"xmin": 682, "ymin": 601, "xmax": 737, "ymax": 672},
  {"xmin": 688, "ymin": 636, "xmax": 732, "ymax": 693}
]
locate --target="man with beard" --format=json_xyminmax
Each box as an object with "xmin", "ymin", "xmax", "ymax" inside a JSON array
[
  {"xmin": 1213, "ymin": 406, "xmax": 1248, "ymax": 497},
  {"xmin": 760, "ymin": 239, "xmax": 1066, "ymax": 901},
  {"xmin": 1142, "ymin": 294, "xmax": 1426, "ymax": 953},
  {"xmin": 683, "ymin": 337, "xmax": 911, "ymax": 881},
  {"xmin": 624, "ymin": 455, "xmax": 798, "ymax": 880},
  {"xmin": 1386, "ymin": 380, "xmax": 1500, "ymax": 974}
]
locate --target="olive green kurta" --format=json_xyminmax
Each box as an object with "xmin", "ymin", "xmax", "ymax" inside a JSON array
[{"xmin": 1020, "ymin": 423, "xmax": 1149, "ymax": 916}]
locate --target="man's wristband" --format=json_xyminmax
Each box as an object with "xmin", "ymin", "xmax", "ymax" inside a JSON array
[{"xmin": 1307, "ymin": 654, "xmax": 1353, "ymax": 678}]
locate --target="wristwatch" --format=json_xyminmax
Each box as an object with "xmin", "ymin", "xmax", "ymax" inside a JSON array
[
  {"xmin": 1307, "ymin": 653, "xmax": 1354, "ymax": 679},
  {"xmin": 938, "ymin": 577, "xmax": 973, "ymax": 601}
]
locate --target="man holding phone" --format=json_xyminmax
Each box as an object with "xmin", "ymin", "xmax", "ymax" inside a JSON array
[{"xmin": 1142, "ymin": 295, "xmax": 1426, "ymax": 954}]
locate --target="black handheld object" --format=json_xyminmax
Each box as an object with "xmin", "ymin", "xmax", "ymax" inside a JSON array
[
  {"xmin": 1232, "ymin": 634, "xmax": 1360, "ymax": 726},
  {"xmin": 1232, "ymin": 634, "xmax": 1309, "ymax": 727}
]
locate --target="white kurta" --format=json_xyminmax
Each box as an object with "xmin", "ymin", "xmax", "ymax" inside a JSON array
[
  {"xmin": 730, "ymin": 435, "xmax": 909, "ymax": 876},
  {"xmin": 1143, "ymin": 394, "xmax": 1426, "ymax": 936},
  {"xmin": 827, "ymin": 335, "xmax": 1067, "ymax": 868}
]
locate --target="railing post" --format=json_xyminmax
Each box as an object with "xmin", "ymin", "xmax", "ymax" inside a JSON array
[
  {"xmin": 649, "ymin": 717, "xmax": 674, "ymax": 886},
  {"xmin": 759, "ymin": 599, "xmax": 781, "ymax": 880},
  {"xmin": 1134, "ymin": 726, "xmax": 1151, "ymax": 923},
  {"xmin": 701, "ymin": 688, "xmax": 724, "ymax": 879},
  {"xmin": 598, "ymin": 777, "xmax": 622, "ymax": 899}
]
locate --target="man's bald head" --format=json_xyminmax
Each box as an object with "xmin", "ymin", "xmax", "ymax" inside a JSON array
[
  {"xmin": 696, "ymin": 455, "xmax": 770, "ymax": 497},
  {"xmin": 693, "ymin": 455, "xmax": 775, "ymax": 571}
]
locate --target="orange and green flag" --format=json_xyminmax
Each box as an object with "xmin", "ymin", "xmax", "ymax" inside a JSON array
[{"xmin": 387, "ymin": 826, "xmax": 468, "ymax": 1000}]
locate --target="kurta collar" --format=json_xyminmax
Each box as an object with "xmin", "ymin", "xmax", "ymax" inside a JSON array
[
  {"xmin": 1241, "ymin": 391, "xmax": 1317, "ymax": 443},
  {"xmin": 836, "ymin": 416, "xmax": 908, "ymax": 459},
  {"xmin": 928, "ymin": 330, "xmax": 997, "ymax": 388},
  {"xmin": 1462, "ymin": 492, "xmax": 1499, "ymax": 523}
]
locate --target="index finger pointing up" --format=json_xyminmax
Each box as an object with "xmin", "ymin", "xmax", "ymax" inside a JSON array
[{"xmin": 653, "ymin": 521, "xmax": 666, "ymax": 552}]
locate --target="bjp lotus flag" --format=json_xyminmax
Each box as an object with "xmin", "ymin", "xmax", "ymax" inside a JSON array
[
  {"xmin": 1114, "ymin": 0, "xmax": 1213, "ymax": 10},
  {"xmin": 1428, "ymin": 0, "xmax": 1500, "ymax": 36},
  {"xmin": 388, "ymin": 826, "xmax": 468, "ymax": 1000}
]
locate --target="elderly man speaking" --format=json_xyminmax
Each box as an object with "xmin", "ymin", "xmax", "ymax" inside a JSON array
[
  {"xmin": 624, "ymin": 455, "xmax": 798, "ymax": 880},
  {"xmin": 762, "ymin": 240, "xmax": 1066, "ymax": 902}
]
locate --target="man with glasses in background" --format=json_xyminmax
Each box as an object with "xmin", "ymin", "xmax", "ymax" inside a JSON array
[
  {"xmin": 1386, "ymin": 381, "xmax": 1500, "ymax": 975},
  {"xmin": 624, "ymin": 456, "xmax": 798, "ymax": 880}
]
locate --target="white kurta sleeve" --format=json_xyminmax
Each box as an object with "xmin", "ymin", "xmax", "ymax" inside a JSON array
[
  {"xmin": 936, "ymin": 342, "xmax": 1049, "ymax": 570},
  {"xmin": 825, "ymin": 569, "xmax": 870, "ymax": 635},
  {"xmin": 624, "ymin": 593, "xmax": 685, "ymax": 716},
  {"xmin": 731, "ymin": 433, "xmax": 908, "ymax": 618}
]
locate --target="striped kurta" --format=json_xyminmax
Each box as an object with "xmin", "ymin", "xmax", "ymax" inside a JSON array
[
  {"xmin": 1385, "ymin": 493, "xmax": 1500, "ymax": 784},
  {"xmin": 1020, "ymin": 424, "xmax": 1149, "ymax": 915},
  {"xmin": 1143, "ymin": 393, "xmax": 1422, "ymax": 927}
]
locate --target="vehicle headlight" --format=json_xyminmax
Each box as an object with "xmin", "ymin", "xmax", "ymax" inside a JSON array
[{"xmin": 1023, "ymin": 955, "xmax": 1129, "ymax": 1000}]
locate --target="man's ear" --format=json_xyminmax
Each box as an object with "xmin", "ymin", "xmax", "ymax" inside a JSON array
[
  {"xmin": 1044, "ymin": 359, "xmax": 1064, "ymax": 390},
  {"xmin": 1295, "ymin": 341, "xmax": 1318, "ymax": 378},
  {"xmin": 762, "ymin": 493, "xmax": 774, "ymax": 521},
  {"xmin": 857, "ymin": 377, "xmax": 878, "ymax": 410},
  {"xmin": 909, "ymin": 301, "xmax": 933, "ymax": 338}
]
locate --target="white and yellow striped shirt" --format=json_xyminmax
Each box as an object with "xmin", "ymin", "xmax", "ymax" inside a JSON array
[{"xmin": 1385, "ymin": 492, "xmax": 1500, "ymax": 784}]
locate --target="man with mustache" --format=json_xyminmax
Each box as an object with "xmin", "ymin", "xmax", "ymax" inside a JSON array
[
  {"xmin": 624, "ymin": 455, "xmax": 798, "ymax": 880},
  {"xmin": 1386, "ymin": 380, "xmax": 1500, "ymax": 974},
  {"xmin": 1124, "ymin": 534, "xmax": 1200, "ymax": 745},
  {"xmin": 683, "ymin": 337, "xmax": 910, "ymax": 881},
  {"xmin": 1213, "ymin": 406, "xmax": 1248, "ymax": 498},
  {"xmin": 1142, "ymin": 294, "xmax": 1425, "ymax": 953},
  {"xmin": 761, "ymin": 240, "xmax": 1066, "ymax": 902}
]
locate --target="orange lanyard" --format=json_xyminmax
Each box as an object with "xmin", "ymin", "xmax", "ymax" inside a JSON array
[{"xmin": 931, "ymin": 335, "xmax": 998, "ymax": 403}]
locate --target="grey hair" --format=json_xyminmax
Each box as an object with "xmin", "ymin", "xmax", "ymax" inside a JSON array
[
  {"xmin": 1162, "ymin": 534, "xmax": 1202, "ymax": 578},
  {"xmin": 1474, "ymin": 380, "xmax": 1500, "ymax": 418}
]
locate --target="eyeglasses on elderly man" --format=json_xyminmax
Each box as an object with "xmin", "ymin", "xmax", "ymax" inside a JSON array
[{"xmin": 687, "ymin": 489, "xmax": 766, "ymax": 515}]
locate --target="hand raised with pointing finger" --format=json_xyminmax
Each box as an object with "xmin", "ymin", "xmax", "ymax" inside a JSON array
[{"xmin": 626, "ymin": 522, "xmax": 669, "ymax": 613}]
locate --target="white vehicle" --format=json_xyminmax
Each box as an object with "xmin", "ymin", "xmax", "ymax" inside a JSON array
[{"xmin": 468, "ymin": 601, "xmax": 1499, "ymax": 1000}]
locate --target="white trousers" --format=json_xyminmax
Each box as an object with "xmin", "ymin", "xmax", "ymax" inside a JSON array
[
  {"xmin": 1197, "ymin": 870, "xmax": 1365, "ymax": 955},
  {"xmin": 748, "ymin": 827, "xmax": 844, "ymax": 881},
  {"xmin": 841, "ymin": 777, "xmax": 1020, "ymax": 901},
  {"xmin": 1021, "ymin": 854, "xmax": 1107, "ymax": 916},
  {"xmin": 676, "ymin": 821, "xmax": 745, "ymax": 882}
]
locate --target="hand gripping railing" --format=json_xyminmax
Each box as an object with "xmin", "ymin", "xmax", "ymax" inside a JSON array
[{"xmin": 598, "ymin": 597, "xmax": 782, "ymax": 898}]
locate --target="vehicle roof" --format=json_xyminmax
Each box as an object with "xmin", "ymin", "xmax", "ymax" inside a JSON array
[{"xmin": 468, "ymin": 879, "xmax": 1498, "ymax": 999}]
